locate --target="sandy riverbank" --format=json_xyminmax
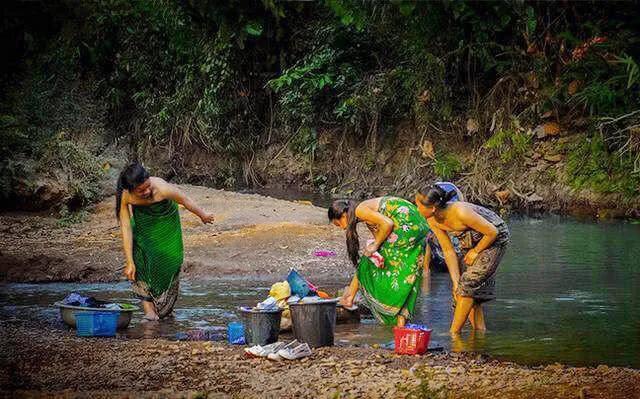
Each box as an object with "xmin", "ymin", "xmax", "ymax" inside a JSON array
[
  {"xmin": 2, "ymin": 186, "xmax": 639, "ymax": 398},
  {"xmin": 0, "ymin": 186, "xmax": 349, "ymax": 283},
  {"xmin": 2, "ymin": 318, "xmax": 639, "ymax": 399}
]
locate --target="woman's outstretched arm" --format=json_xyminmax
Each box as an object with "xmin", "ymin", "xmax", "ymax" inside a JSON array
[{"xmin": 160, "ymin": 181, "xmax": 215, "ymax": 223}]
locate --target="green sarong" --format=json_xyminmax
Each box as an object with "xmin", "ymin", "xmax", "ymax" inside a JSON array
[
  {"xmin": 357, "ymin": 197, "xmax": 429, "ymax": 325},
  {"xmin": 130, "ymin": 199, "xmax": 183, "ymax": 316}
]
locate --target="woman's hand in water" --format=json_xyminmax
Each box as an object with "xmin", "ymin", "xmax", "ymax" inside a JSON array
[
  {"xmin": 463, "ymin": 249, "xmax": 479, "ymax": 266},
  {"xmin": 124, "ymin": 261, "xmax": 136, "ymax": 281},
  {"xmin": 199, "ymin": 213, "xmax": 215, "ymax": 224}
]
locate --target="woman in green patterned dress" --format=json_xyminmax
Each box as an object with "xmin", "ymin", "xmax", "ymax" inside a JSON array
[
  {"xmin": 116, "ymin": 162, "xmax": 215, "ymax": 321},
  {"xmin": 328, "ymin": 197, "xmax": 430, "ymax": 326}
]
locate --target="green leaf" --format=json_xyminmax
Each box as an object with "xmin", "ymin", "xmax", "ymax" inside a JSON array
[
  {"xmin": 526, "ymin": 6, "xmax": 537, "ymax": 34},
  {"xmin": 500, "ymin": 14, "xmax": 511, "ymax": 28},
  {"xmin": 398, "ymin": 1, "xmax": 416, "ymax": 16},
  {"xmin": 244, "ymin": 22, "xmax": 263, "ymax": 36},
  {"xmin": 340, "ymin": 13, "xmax": 354, "ymax": 26}
]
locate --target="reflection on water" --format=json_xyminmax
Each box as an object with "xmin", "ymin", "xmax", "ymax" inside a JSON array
[{"xmin": 1, "ymin": 216, "xmax": 639, "ymax": 368}]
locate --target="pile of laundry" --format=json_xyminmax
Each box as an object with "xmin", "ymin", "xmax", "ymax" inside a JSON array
[
  {"xmin": 250, "ymin": 268, "xmax": 333, "ymax": 330},
  {"xmin": 61, "ymin": 292, "xmax": 136, "ymax": 310}
]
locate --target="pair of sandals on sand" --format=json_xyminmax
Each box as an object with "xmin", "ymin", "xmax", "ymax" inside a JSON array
[{"xmin": 244, "ymin": 340, "xmax": 311, "ymax": 361}]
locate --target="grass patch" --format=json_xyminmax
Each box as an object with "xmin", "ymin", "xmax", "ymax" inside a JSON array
[
  {"xmin": 433, "ymin": 153, "xmax": 462, "ymax": 180},
  {"xmin": 566, "ymin": 133, "xmax": 640, "ymax": 196},
  {"xmin": 484, "ymin": 128, "xmax": 532, "ymax": 163}
]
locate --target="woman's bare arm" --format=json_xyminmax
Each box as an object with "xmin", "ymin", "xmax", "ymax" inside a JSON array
[
  {"xmin": 119, "ymin": 193, "xmax": 136, "ymax": 280},
  {"xmin": 422, "ymin": 243, "xmax": 432, "ymax": 294},
  {"xmin": 159, "ymin": 180, "xmax": 214, "ymax": 223},
  {"xmin": 355, "ymin": 204, "xmax": 394, "ymax": 254},
  {"xmin": 423, "ymin": 243, "xmax": 432, "ymax": 273},
  {"xmin": 431, "ymin": 222, "xmax": 460, "ymax": 290},
  {"xmin": 456, "ymin": 205, "xmax": 498, "ymax": 263},
  {"xmin": 340, "ymin": 274, "xmax": 359, "ymax": 308}
]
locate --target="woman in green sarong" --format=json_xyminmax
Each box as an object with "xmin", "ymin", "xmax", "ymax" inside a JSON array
[
  {"xmin": 328, "ymin": 197, "xmax": 430, "ymax": 326},
  {"xmin": 116, "ymin": 162, "xmax": 214, "ymax": 321}
]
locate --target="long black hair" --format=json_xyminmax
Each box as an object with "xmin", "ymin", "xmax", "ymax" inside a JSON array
[
  {"xmin": 115, "ymin": 162, "xmax": 150, "ymax": 219},
  {"xmin": 328, "ymin": 199, "xmax": 360, "ymax": 266},
  {"xmin": 418, "ymin": 185, "xmax": 456, "ymax": 209}
]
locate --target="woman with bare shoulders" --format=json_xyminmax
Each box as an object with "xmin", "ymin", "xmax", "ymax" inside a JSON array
[
  {"xmin": 328, "ymin": 196, "xmax": 429, "ymax": 327},
  {"xmin": 415, "ymin": 185, "xmax": 510, "ymax": 333},
  {"xmin": 115, "ymin": 162, "xmax": 214, "ymax": 321}
]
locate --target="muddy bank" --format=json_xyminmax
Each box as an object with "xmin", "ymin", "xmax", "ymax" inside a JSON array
[
  {"xmin": 2, "ymin": 318, "xmax": 639, "ymax": 399},
  {"xmin": 0, "ymin": 186, "xmax": 351, "ymax": 283}
]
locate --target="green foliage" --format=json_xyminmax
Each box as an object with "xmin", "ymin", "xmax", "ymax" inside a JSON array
[
  {"xmin": 290, "ymin": 127, "xmax": 319, "ymax": 159},
  {"xmin": 325, "ymin": 0, "xmax": 367, "ymax": 31},
  {"xmin": 44, "ymin": 137, "xmax": 105, "ymax": 205},
  {"xmin": 268, "ymin": 47, "xmax": 348, "ymax": 129},
  {"xmin": 485, "ymin": 128, "xmax": 532, "ymax": 163},
  {"xmin": 5, "ymin": 0, "xmax": 640, "ymax": 206},
  {"xmin": 433, "ymin": 153, "xmax": 462, "ymax": 180},
  {"xmin": 566, "ymin": 133, "xmax": 640, "ymax": 197},
  {"xmin": 564, "ymin": 41, "xmax": 640, "ymax": 117},
  {"xmin": 0, "ymin": 49, "xmax": 106, "ymax": 207},
  {"xmin": 57, "ymin": 208, "xmax": 89, "ymax": 228}
]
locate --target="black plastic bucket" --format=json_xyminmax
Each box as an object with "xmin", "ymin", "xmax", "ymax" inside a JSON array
[
  {"xmin": 289, "ymin": 299, "xmax": 338, "ymax": 348},
  {"xmin": 239, "ymin": 307, "xmax": 282, "ymax": 346}
]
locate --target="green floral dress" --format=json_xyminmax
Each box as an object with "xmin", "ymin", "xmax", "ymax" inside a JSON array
[{"xmin": 357, "ymin": 197, "xmax": 430, "ymax": 325}]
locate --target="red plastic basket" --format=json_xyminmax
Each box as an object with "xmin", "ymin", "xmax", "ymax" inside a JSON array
[{"xmin": 393, "ymin": 326, "xmax": 432, "ymax": 355}]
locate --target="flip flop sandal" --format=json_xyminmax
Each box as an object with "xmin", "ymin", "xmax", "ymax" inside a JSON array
[
  {"xmin": 278, "ymin": 342, "xmax": 312, "ymax": 360},
  {"xmin": 268, "ymin": 339, "xmax": 299, "ymax": 361}
]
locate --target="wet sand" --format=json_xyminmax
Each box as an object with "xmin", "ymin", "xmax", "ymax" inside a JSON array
[{"xmin": 1, "ymin": 186, "xmax": 639, "ymax": 398}]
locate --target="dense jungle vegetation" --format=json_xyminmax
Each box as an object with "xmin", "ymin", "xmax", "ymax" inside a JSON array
[{"xmin": 2, "ymin": 1, "xmax": 639, "ymax": 214}]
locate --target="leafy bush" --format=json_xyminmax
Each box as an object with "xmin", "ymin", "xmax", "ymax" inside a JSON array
[
  {"xmin": 566, "ymin": 133, "xmax": 640, "ymax": 197},
  {"xmin": 433, "ymin": 153, "xmax": 463, "ymax": 180},
  {"xmin": 4, "ymin": 0, "xmax": 640, "ymax": 206},
  {"xmin": 485, "ymin": 127, "xmax": 532, "ymax": 163}
]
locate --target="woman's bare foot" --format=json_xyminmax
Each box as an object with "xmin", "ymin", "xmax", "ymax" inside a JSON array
[
  {"xmin": 141, "ymin": 300, "xmax": 159, "ymax": 321},
  {"xmin": 339, "ymin": 294, "xmax": 354, "ymax": 308},
  {"xmin": 141, "ymin": 314, "xmax": 160, "ymax": 323}
]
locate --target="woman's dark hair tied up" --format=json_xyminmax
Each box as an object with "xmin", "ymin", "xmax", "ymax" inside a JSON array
[
  {"xmin": 115, "ymin": 162, "xmax": 150, "ymax": 219},
  {"xmin": 419, "ymin": 185, "xmax": 456, "ymax": 209}
]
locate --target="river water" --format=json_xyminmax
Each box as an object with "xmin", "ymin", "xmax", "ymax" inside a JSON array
[{"xmin": 2, "ymin": 216, "xmax": 639, "ymax": 368}]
